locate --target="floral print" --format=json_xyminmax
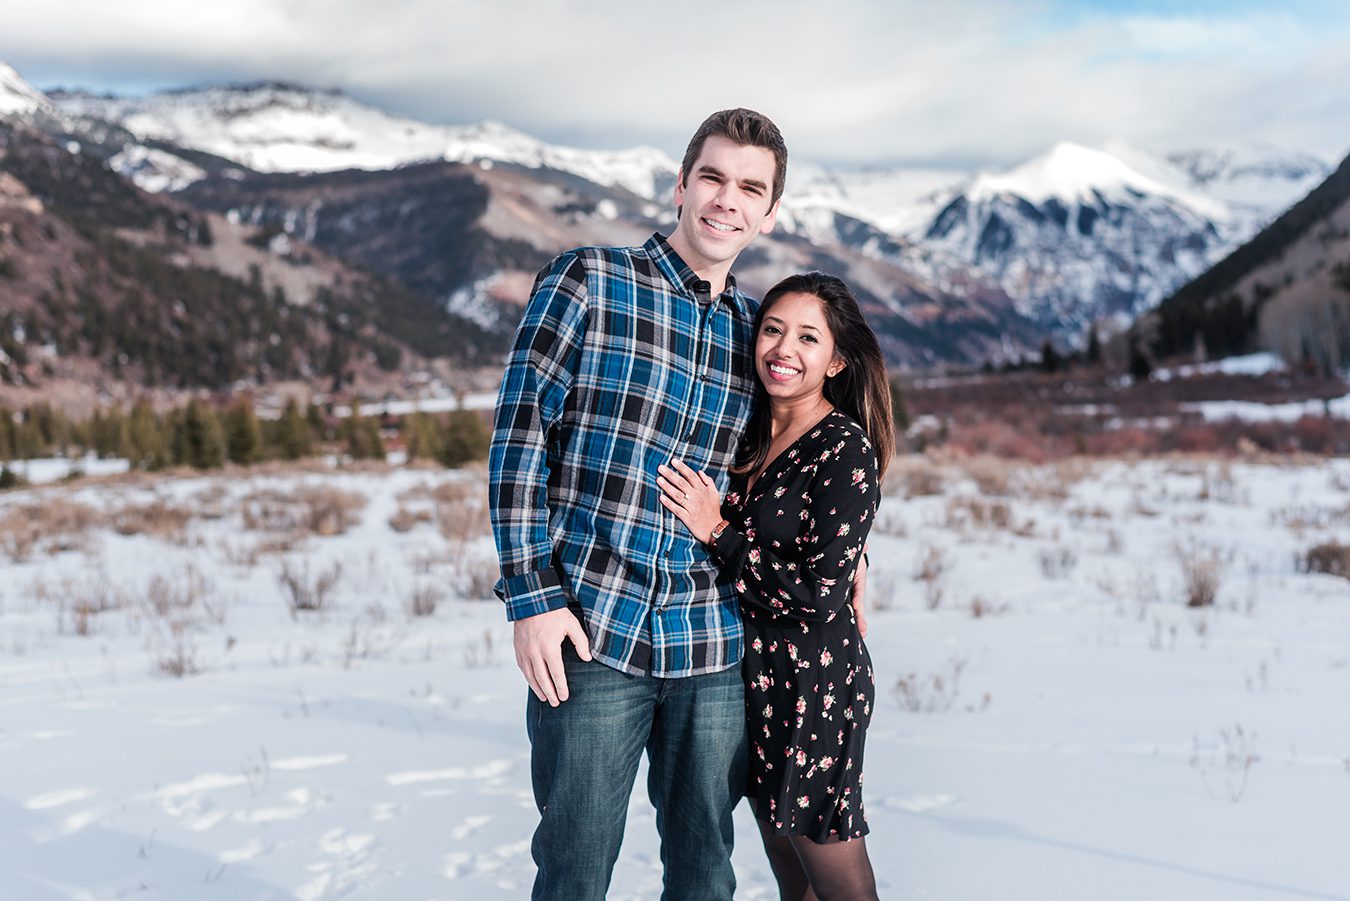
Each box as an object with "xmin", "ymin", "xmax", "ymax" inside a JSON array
[{"xmin": 711, "ymin": 411, "xmax": 879, "ymax": 844}]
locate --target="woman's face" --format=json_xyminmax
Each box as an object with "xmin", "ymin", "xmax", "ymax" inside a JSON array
[{"xmin": 754, "ymin": 292, "xmax": 844, "ymax": 407}]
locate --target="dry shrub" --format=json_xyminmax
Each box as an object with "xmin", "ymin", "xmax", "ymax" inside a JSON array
[
  {"xmin": 1081, "ymin": 427, "xmax": 1157, "ymax": 457},
  {"xmin": 1038, "ymin": 546, "xmax": 1079, "ymax": 580},
  {"xmin": 110, "ymin": 500, "xmax": 194, "ymax": 542},
  {"xmin": 946, "ymin": 420, "xmax": 1047, "ymax": 463},
  {"xmin": 1176, "ymin": 543, "xmax": 1224, "ymax": 607},
  {"xmin": 1303, "ymin": 542, "xmax": 1350, "ymax": 580},
  {"xmin": 892, "ymin": 655, "xmax": 970, "ymax": 713},
  {"xmin": 278, "ymin": 559, "xmax": 344, "ymax": 616},
  {"xmin": 968, "ymin": 595, "xmax": 1009, "ymax": 618},
  {"xmin": 1173, "ymin": 425, "xmax": 1227, "ymax": 454},
  {"xmin": 31, "ymin": 576, "xmax": 129, "ymax": 636},
  {"xmin": 943, "ymin": 496, "xmax": 1013, "ymax": 532},
  {"xmin": 145, "ymin": 567, "xmax": 209, "ymax": 618},
  {"xmin": 962, "ymin": 456, "xmax": 1013, "ymax": 496},
  {"xmin": 154, "ymin": 628, "xmax": 201, "ymax": 678},
  {"xmin": 453, "ymin": 547, "xmax": 500, "ymax": 600},
  {"xmin": 893, "ymin": 456, "xmax": 946, "ymax": 498},
  {"xmin": 0, "ymin": 499, "xmax": 99, "ymax": 562},
  {"xmin": 389, "ymin": 506, "xmax": 433, "ymax": 533},
  {"xmin": 407, "ymin": 583, "xmax": 444, "ymax": 617},
  {"xmin": 432, "ymin": 481, "xmax": 491, "ymax": 542},
  {"xmin": 913, "ymin": 545, "xmax": 949, "ymax": 609},
  {"xmin": 242, "ymin": 486, "xmax": 365, "ymax": 537}
]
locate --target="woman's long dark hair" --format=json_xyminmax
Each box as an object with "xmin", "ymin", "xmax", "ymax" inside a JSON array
[{"xmin": 733, "ymin": 272, "xmax": 895, "ymax": 480}]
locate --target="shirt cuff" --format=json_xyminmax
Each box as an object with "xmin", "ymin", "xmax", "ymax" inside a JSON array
[{"xmin": 496, "ymin": 566, "xmax": 571, "ymax": 621}]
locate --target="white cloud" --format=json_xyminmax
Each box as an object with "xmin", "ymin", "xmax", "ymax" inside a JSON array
[{"xmin": 3, "ymin": 0, "xmax": 1348, "ymax": 166}]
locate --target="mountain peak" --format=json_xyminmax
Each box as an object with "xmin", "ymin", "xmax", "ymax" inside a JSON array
[
  {"xmin": 968, "ymin": 140, "xmax": 1228, "ymax": 220},
  {"xmin": 0, "ymin": 62, "xmax": 52, "ymax": 117}
]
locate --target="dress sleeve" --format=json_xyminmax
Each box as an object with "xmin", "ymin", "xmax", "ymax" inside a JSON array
[
  {"xmin": 713, "ymin": 431, "xmax": 879, "ymax": 622},
  {"xmin": 488, "ymin": 251, "xmax": 590, "ymax": 621}
]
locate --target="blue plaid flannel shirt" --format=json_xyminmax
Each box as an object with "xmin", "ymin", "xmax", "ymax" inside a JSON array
[{"xmin": 489, "ymin": 232, "xmax": 758, "ymax": 677}]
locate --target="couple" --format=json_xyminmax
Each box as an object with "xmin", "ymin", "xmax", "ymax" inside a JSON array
[{"xmin": 489, "ymin": 108, "xmax": 894, "ymax": 901}]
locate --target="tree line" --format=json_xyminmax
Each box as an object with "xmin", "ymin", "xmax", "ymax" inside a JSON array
[{"xmin": 0, "ymin": 399, "xmax": 490, "ymax": 484}]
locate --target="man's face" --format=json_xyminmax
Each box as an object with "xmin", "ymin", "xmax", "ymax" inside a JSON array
[{"xmin": 671, "ymin": 135, "xmax": 780, "ymax": 276}]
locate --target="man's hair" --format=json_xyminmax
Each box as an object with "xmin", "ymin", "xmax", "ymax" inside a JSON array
[{"xmin": 680, "ymin": 108, "xmax": 788, "ymax": 206}]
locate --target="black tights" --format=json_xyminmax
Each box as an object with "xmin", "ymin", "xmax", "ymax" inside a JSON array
[{"xmin": 757, "ymin": 819, "xmax": 880, "ymax": 901}]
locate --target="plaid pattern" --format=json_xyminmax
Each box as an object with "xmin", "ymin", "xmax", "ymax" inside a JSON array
[{"xmin": 490, "ymin": 232, "xmax": 758, "ymax": 677}]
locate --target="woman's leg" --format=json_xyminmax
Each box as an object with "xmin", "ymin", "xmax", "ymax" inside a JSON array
[
  {"xmin": 788, "ymin": 834, "xmax": 879, "ymax": 901},
  {"xmin": 756, "ymin": 819, "xmax": 817, "ymax": 901}
]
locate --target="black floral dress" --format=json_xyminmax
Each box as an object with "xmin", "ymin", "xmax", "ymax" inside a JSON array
[{"xmin": 710, "ymin": 410, "xmax": 878, "ymax": 844}]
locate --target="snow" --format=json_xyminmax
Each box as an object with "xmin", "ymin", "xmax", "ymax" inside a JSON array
[
  {"xmin": 106, "ymin": 144, "xmax": 208, "ymax": 193},
  {"xmin": 0, "ymin": 63, "xmax": 51, "ymax": 117},
  {"xmin": 1153, "ymin": 352, "xmax": 1288, "ymax": 381},
  {"xmin": 1182, "ymin": 393, "xmax": 1350, "ymax": 423},
  {"xmin": 968, "ymin": 142, "xmax": 1230, "ymax": 222},
  {"xmin": 2, "ymin": 457, "xmax": 1348, "ymax": 899},
  {"xmin": 2, "ymin": 454, "xmax": 131, "ymax": 484},
  {"xmin": 51, "ymin": 87, "xmax": 677, "ymax": 200},
  {"xmin": 785, "ymin": 162, "xmax": 969, "ymax": 237},
  {"xmin": 330, "ymin": 392, "xmax": 497, "ymax": 418}
]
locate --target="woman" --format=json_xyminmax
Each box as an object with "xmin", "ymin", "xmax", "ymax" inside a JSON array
[{"xmin": 657, "ymin": 272, "xmax": 894, "ymax": 901}]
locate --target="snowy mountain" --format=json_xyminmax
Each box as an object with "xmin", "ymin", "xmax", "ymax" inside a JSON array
[
  {"xmin": 50, "ymin": 83, "xmax": 678, "ymax": 200},
  {"xmin": 910, "ymin": 142, "xmax": 1312, "ymax": 334},
  {"xmin": 0, "ymin": 63, "xmax": 52, "ymax": 117},
  {"xmin": 5, "ymin": 61, "xmax": 1335, "ymax": 358}
]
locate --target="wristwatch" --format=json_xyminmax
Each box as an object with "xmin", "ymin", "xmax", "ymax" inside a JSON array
[{"xmin": 708, "ymin": 519, "xmax": 731, "ymax": 545}]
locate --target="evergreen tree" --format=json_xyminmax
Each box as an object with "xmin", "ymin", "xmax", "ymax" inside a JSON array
[
  {"xmin": 1128, "ymin": 334, "xmax": 1153, "ymax": 382},
  {"xmin": 175, "ymin": 400, "xmax": 226, "ymax": 469},
  {"xmin": 90, "ymin": 406, "xmax": 133, "ymax": 459},
  {"xmin": 128, "ymin": 401, "xmax": 166, "ymax": 470},
  {"xmin": 441, "ymin": 409, "xmax": 490, "ymax": 467},
  {"xmin": 274, "ymin": 399, "xmax": 313, "ymax": 461},
  {"xmin": 343, "ymin": 412, "xmax": 386, "ymax": 461},
  {"xmin": 0, "ymin": 406, "xmax": 15, "ymax": 460},
  {"xmin": 1040, "ymin": 340, "xmax": 1063, "ymax": 374},
  {"xmin": 889, "ymin": 378, "xmax": 911, "ymax": 433},
  {"xmin": 305, "ymin": 401, "xmax": 327, "ymax": 441},
  {"xmin": 1086, "ymin": 327, "xmax": 1102, "ymax": 366},
  {"xmin": 14, "ymin": 417, "xmax": 44, "ymax": 459},
  {"xmin": 224, "ymin": 399, "xmax": 263, "ymax": 465},
  {"xmin": 404, "ymin": 412, "xmax": 443, "ymax": 462}
]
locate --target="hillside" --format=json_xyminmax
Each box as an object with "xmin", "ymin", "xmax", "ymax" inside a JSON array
[
  {"xmin": 1143, "ymin": 150, "xmax": 1350, "ymax": 370},
  {"xmin": 0, "ymin": 120, "xmax": 488, "ymax": 402}
]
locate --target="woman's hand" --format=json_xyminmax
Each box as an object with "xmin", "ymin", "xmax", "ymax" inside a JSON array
[{"xmin": 657, "ymin": 459, "xmax": 723, "ymax": 544}]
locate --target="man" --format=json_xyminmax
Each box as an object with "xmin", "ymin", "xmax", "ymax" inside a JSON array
[{"xmin": 490, "ymin": 109, "xmax": 864, "ymax": 900}]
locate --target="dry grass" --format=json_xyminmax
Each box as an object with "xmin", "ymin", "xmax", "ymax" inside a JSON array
[
  {"xmin": 1038, "ymin": 546, "xmax": 1079, "ymax": 580},
  {"xmin": 913, "ymin": 545, "xmax": 950, "ymax": 610},
  {"xmin": 110, "ymin": 500, "xmax": 194, "ymax": 542},
  {"xmin": 1176, "ymin": 543, "xmax": 1225, "ymax": 607},
  {"xmin": 407, "ymin": 583, "xmax": 444, "ymax": 617},
  {"xmin": 1303, "ymin": 542, "xmax": 1350, "ymax": 580},
  {"xmin": 433, "ymin": 483, "xmax": 491, "ymax": 543},
  {"xmin": 0, "ymin": 499, "xmax": 99, "ymax": 562},
  {"xmin": 943, "ymin": 496, "xmax": 1013, "ymax": 532},
  {"xmin": 453, "ymin": 547, "xmax": 501, "ymax": 600},
  {"xmin": 278, "ymin": 560, "xmax": 344, "ymax": 616},
  {"xmin": 242, "ymin": 486, "xmax": 366, "ymax": 537},
  {"xmin": 892, "ymin": 655, "xmax": 971, "ymax": 713},
  {"xmin": 388, "ymin": 506, "xmax": 433, "ymax": 533},
  {"xmin": 31, "ymin": 575, "xmax": 130, "ymax": 636},
  {"xmin": 890, "ymin": 455, "xmax": 947, "ymax": 499}
]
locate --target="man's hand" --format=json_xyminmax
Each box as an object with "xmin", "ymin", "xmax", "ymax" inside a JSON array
[
  {"xmin": 513, "ymin": 608, "xmax": 593, "ymax": 707},
  {"xmin": 851, "ymin": 553, "xmax": 869, "ymax": 639}
]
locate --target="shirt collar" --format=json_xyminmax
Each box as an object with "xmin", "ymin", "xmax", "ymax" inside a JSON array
[{"xmin": 644, "ymin": 232, "xmax": 752, "ymax": 320}]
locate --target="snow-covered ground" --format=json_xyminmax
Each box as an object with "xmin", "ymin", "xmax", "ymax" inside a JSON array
[{"xmin": 2, "ymin": 457, "xmax": 1348, "ymax": 900}]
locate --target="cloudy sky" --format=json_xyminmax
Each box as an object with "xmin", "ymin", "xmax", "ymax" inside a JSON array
[{"xmin": 4, "ymin": 0, "xmax": 1348, "ymax": 168}]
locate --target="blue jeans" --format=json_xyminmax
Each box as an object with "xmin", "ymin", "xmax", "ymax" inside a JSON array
[{"xmin": 526, "ymin": 646, "xmax": 747, "ymax": 901}]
